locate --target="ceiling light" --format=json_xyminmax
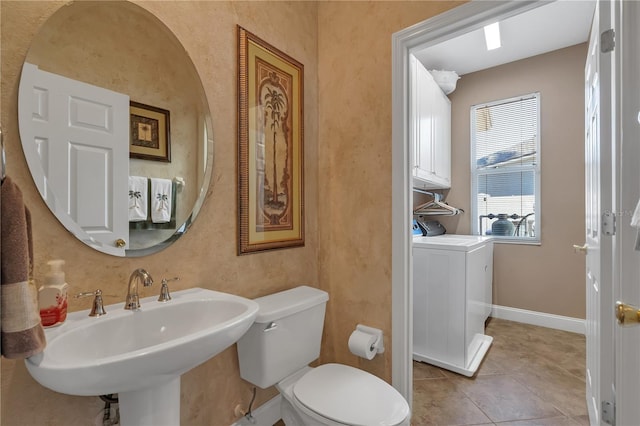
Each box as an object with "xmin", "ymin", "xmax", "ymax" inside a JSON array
[{"xmin": 483, "ymin": 22, "xmax": 501, "ymax": 51}]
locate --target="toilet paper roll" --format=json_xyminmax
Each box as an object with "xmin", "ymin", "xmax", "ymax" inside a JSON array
[{"xmin": 348, "ymin": 329, "xmax": 377, "ymax": 360}]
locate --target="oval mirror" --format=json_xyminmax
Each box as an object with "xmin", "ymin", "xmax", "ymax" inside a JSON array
[{"xmin": 18, "ymin": 1, "xmax": 213, "ymax": 257}]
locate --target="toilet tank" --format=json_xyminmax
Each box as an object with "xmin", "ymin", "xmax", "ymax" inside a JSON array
[{"xmin": 237, "ymin": 286, "xmax": 329, "ymax": 389}]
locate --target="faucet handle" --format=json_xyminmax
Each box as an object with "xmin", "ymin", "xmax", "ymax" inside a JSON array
[
  {"xmin": 158, "ymin": 277, "xmax": 179, "ymax": 302},
  {"xmin": 74, "ymin": 289, "xmax": 107, "ymax": 317}
]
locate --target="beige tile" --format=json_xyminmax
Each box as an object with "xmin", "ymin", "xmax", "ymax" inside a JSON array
[
  {"xmin": 412, "ymin": 379, "xmax": 493, "ymax": 426},
  {"xmin": 414, "ymin": 320, "xmax": 588, "ymax": 426},
  {"xmin": 569, "ymin": 415, "xmax": 590, "ymax": 425},
  {"xmin": 414, "ymin": 377, "xmax": 467, "ymax": 400},
  {"xmin": 476, "ymin": 344, "xmax": 532, "ymax": 376},
  {"xmin": 513, "ymin": 365, "xmax": 587, "ymax": 417},
  {"xmin": 453, "ymin": 375, "xmax": 562, "ymax": 423},
  {"xmin": 485, "ymin": 319, "xmax": 586, "ymax": 383},
  {"xmin": 413, "ymin": 361, "xmax": 448, "ymax": 380}
]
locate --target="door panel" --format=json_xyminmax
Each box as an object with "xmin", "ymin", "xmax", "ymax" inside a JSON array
[{"xmin": 69, "ymin": 143, "xmax": 111, "ymax": 229}]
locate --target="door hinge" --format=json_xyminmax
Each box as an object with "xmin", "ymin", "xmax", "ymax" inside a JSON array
[
  {"xmin": 602, "ymin": 400, "xmax": 616, "ymax": 425},
  {"xmin": 603, "ymin": 211, "xmax": 616, "ymax": 236},
  {"xmin": 601, "ymin": 29, "xmax": 615, "ymax": 53}
]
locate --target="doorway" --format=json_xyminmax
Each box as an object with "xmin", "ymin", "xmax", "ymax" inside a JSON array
[{"xmin": 391, "ymin": 0, "xmax": 593, "ymax": 409}]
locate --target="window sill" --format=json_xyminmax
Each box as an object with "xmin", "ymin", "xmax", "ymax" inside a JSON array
[{"xmin": 489, "ymin": 237, "xmax": 541, "ymax": 246}]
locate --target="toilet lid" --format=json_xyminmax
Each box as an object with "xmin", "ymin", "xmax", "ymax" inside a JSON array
[{"xmin": 293, "ymin": 364, "xmax": 409, "ymax": 426}]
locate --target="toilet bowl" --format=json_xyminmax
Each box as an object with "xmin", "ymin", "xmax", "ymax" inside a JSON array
[
  {"xmin": 277, "ymin": 365, "xmax": 410, "ymax": 426},
  {"xmin": 236, "ymin": 286, "xmax": 410, "ymax": 426}
]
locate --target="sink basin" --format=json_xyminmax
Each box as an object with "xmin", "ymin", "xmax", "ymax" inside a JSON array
[{"xmin": 26, "ymin": 287, "xmax": 258, "ymax": 425}]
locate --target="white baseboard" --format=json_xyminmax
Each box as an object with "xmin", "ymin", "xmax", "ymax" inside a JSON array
[
  {"xmin": 490, "ymin": 304, "xmax": 586, "ymax": 335},
  {"xmin": 231, "ymin": 395, "xmax": 282, "ymax": 426}
]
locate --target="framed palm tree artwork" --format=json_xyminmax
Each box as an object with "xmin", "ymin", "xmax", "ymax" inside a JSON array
[
  {"xmin": 130, "ymin": 101, "xmax": 171, "ymax": 162},
  {"xmin": 238, "ymin": 26, "xmax": 304, "ymax": 254}
]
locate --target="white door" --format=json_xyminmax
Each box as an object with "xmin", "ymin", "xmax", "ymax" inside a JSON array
[
  {"xmin": 18, "ymin": 62, "xmax": 130, "ymax": 256},
  {"xmin": 584, "ymin": 4, "xmax": 613, "ymax": 425},
  {"xmin": 585, "ymin": 1, "xmax": 640, "ymax": 425},
  {"xmin": 613, "ymin": 1, "xmax": 640, "ymax": 425}
]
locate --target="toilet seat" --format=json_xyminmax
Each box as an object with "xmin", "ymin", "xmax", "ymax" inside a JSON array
[{"xmin": 292, "ymin": 363, "xmax": 410, "ymax": 426}]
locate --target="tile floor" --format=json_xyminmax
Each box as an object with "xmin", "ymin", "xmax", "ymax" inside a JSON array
[{"xmin": 412, "ymin": 318, "xmax": 589, "ymax": 426}]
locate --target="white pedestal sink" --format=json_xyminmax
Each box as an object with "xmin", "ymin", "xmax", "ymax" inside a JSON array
[{"xmin": 25, "ymin": 288, "xmax": 259, "ymax": 425}]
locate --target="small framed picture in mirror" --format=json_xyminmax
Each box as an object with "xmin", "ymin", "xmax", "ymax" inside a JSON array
[{"xmin": 130, "ymin": 101, "xmax": 171, "ymax": 162}]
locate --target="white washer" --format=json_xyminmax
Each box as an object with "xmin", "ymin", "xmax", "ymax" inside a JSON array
[{"xmin": 412, "ymin": 234, "xmax": 494, "ymax": 376}]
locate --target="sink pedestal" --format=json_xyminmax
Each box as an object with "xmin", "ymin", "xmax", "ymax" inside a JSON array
[{"xmin": 119, "ymin": 377, "xmax": 180, "ymax": 426}]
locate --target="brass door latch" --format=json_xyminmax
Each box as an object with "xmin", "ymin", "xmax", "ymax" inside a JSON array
[{"xmin": 615, "ymin": 301, "xmax": 640, "ymax": 326}]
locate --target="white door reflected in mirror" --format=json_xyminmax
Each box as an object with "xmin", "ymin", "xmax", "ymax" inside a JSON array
[{"xmin": 19, "ymin": 63, "xmax": 130, "ymax": 256}]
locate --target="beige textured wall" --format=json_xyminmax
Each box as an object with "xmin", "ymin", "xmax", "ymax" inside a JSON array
[
  {"xmin": 317, "ymin": 1, "xmax": 463, "ymax": 381},
  {"xmin": 1, "ymin": 1, "xmax": 318, "ymax": 425},
  {"xmin": 437, "ymin": 44, "xmax": 587, "ymax": 318}
]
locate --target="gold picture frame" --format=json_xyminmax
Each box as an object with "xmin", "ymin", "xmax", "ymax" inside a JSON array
[
  {"xmin": 238, "ymin": 26, "xmax": 305, "ymax": 254},
  {"xmin": 130, "ymin": 101, "xmax": 171, "ymax": 162}
]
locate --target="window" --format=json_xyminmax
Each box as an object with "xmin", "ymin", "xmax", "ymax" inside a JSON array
[{"xmin": 471, "ymin": 93, "xmax": 540, "ymax": 243}]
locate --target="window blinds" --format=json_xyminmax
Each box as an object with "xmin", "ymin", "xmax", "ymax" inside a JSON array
[
  {"xmin": 474, "ymin": 95, "xmax": 538, "ymax": 169},
  {"xmin": 471, "ymin": 93, "xmax": 540, "ymax": 240}
]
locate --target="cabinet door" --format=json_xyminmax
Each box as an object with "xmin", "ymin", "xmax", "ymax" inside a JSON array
[
  {"xmin": 432, "ymin": 90, "xmax": 451, "ymax": 187},
  {"xmin": 410, "ymin": 56, "xmax": 451, "ymax": 190},
  {"xmin": 411, "ymin": 57, "xmax": 434, "ymax": 186}
]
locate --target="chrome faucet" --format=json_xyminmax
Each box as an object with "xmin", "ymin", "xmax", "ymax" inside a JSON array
[
  {"xmin": 158, "ymin": 277, "xmax": 179, "ymax": 302},
  {"xmin": 74, "ymin": 289, "xmax": 107, "ymax": 317},
  {"xmin": 125, "ymin": 268, "xmax": 154, "ymax": 310}
]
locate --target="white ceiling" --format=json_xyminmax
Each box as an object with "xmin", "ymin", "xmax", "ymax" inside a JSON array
[{"xmin": 414, "ymin": 1, "xmax": 596, "ymax": 76}]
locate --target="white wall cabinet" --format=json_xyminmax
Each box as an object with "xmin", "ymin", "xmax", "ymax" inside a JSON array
[
  {"xmin": 412, "ymin": 236, "xmax": 493, "ymax": 376},
  {"xmin": 410, "ymin": 55, "xmax": 451, "ymax": 190}
]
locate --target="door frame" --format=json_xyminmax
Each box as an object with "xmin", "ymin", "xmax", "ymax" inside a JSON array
[{"xmin": 391, "ymin": 0, "xmax": 559, "ymax": 405}]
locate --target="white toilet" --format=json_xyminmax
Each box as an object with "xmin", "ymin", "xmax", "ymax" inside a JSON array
[{"xmin": 237, "ymin": 286, "xmax": 410, "ymax": 426}]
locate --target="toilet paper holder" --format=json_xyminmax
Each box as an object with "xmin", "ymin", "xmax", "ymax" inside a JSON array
[{"xmin": 355, "ymin": 324, "xmax": 384, "ymax": 354}]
